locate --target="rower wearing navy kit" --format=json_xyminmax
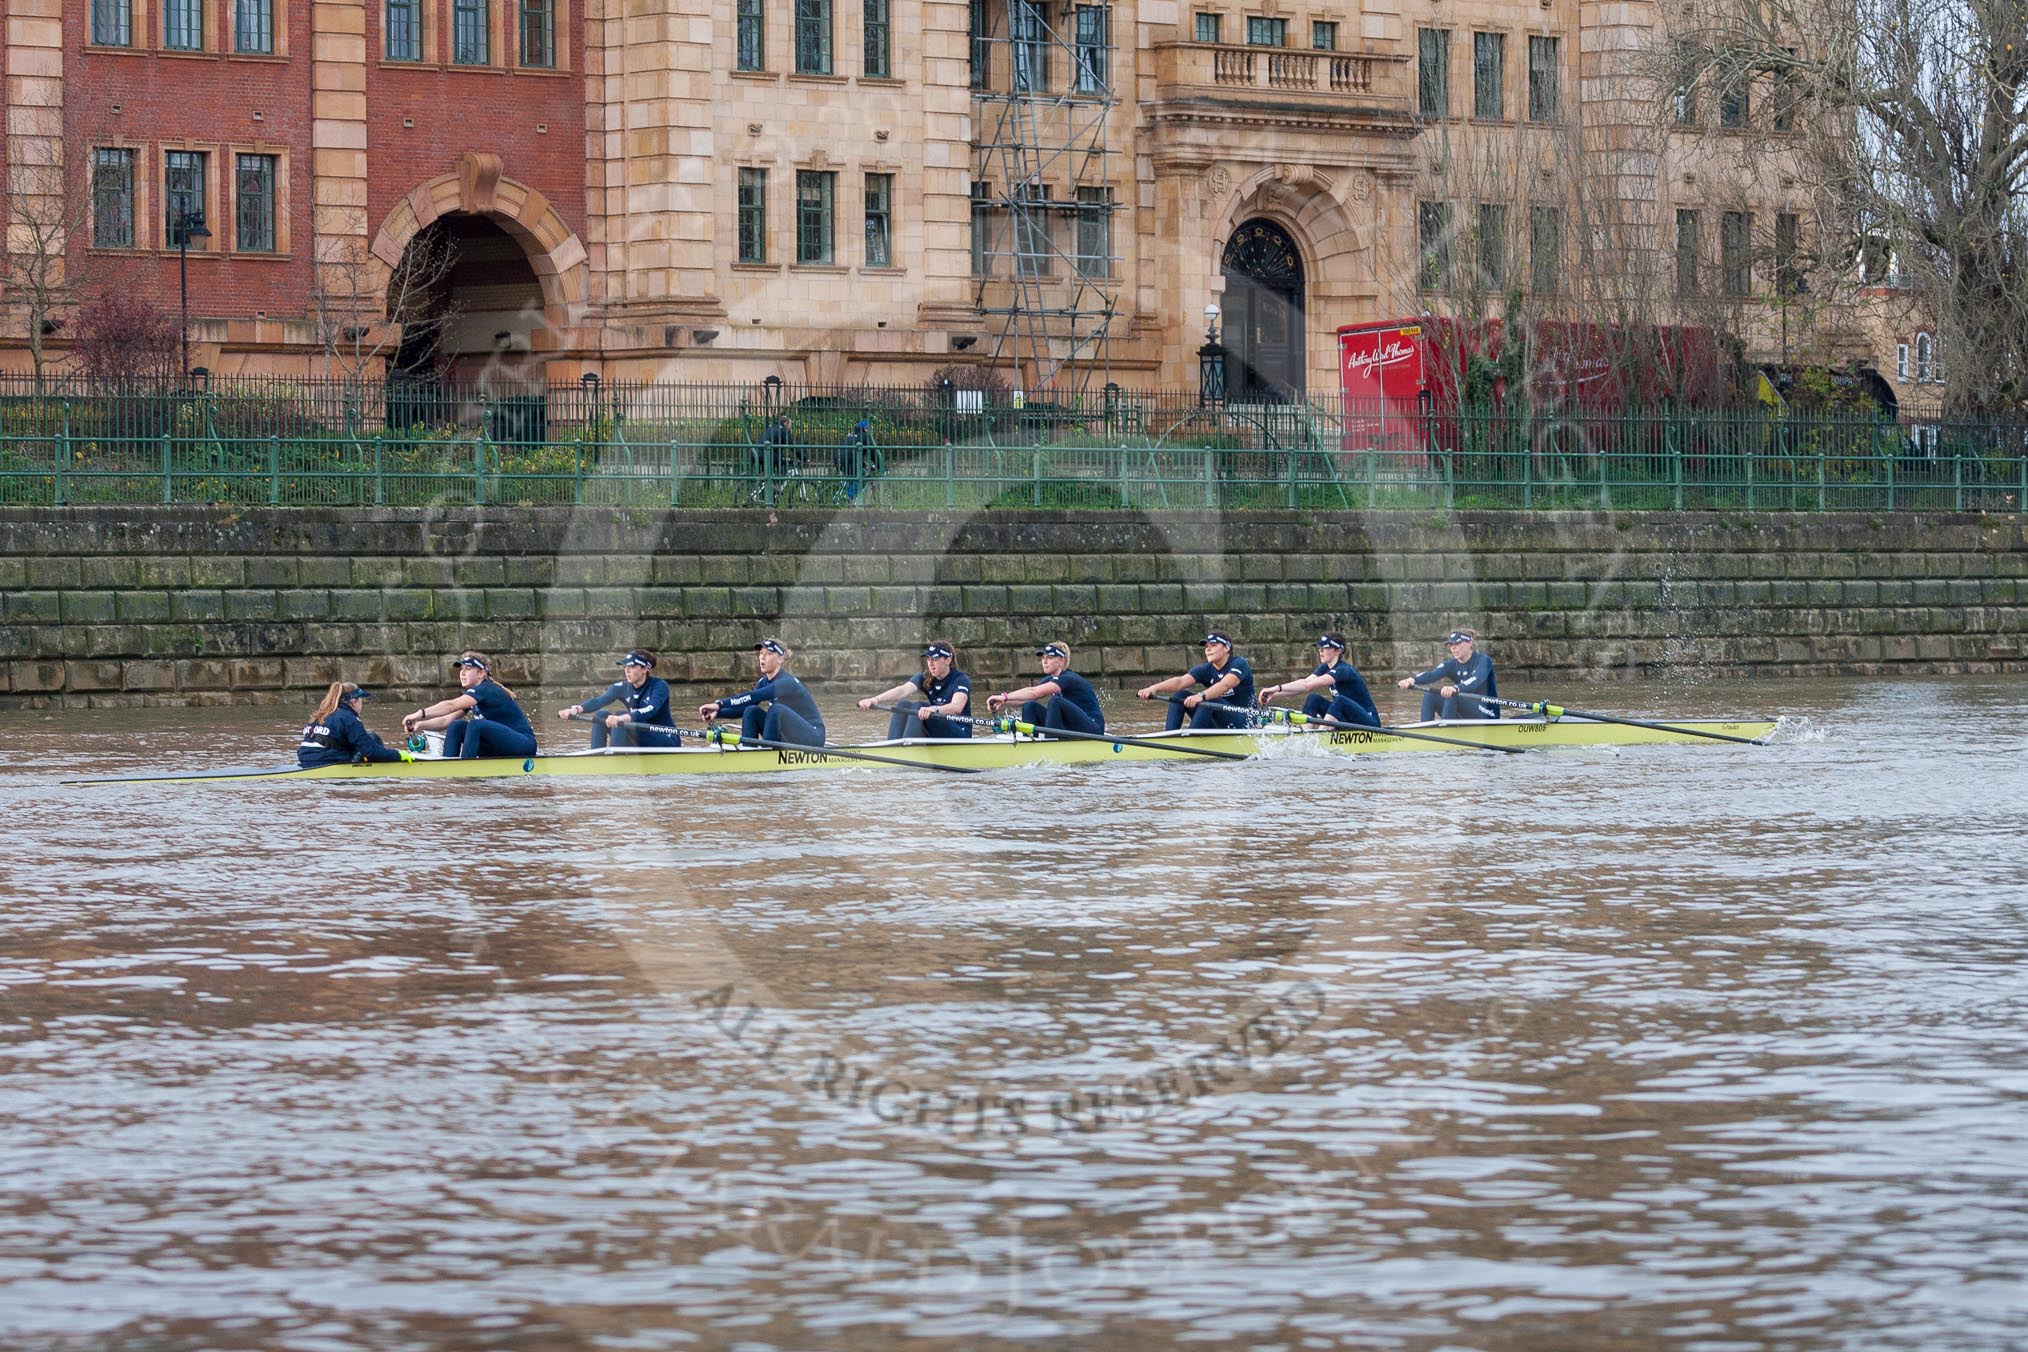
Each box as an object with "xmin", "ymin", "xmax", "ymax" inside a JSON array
[
  {"xmin": 986, "ymin": 641, "xmax": 1105, "ymax": 735},
  {"xmin": 1397, "ymin": 628, "xmax": 1500, "ymax": 720},
  {"xmin": 403, "ymin": 652, "xmax": 539, "ymax": 759},
  {"xmin": 298, "ymin": 682, "xmax": 411, "ymax": 768},
  {"xmin": 1136, "ymin": 630, "xmax": 1256, "ymax": 731},
  {"xmin": 859, "ymin": 641, "xmax": 973, "ymax": 740},
  {"xmin": 1259, "ymin": 632, "xmax": 1380, "ymax": 728},
  {"xmin": 700, "ymin": 637, "xmax": 827, "ymax": 748},
  {"xmin": 559, "ymin": 649, "xmax": 679, "ymax": 749}
]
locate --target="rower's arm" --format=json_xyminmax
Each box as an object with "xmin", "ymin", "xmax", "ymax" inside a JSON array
[
  {"xmin": 940, "ymin": 688, "xmax": 970, "ymax": 716},
  {"xmin": 866, "ymin": 679, "xmax": 922, "ymax": 706},
  {"xmin": 1201, "ymin": 672, "xmax": 1240, "ymax": 701},
  {"xmin": 1270, "ymin": 673, "xmax": 1331, "ymax": 697},
  {"xmin": 1140, "ymin": 674, "xmax": 1194, "ymax": 697}
]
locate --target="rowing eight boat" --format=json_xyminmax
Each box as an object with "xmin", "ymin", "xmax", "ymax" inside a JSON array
[{"xmin": 67, "ymin": 716, "xmax": 1780, "ymax": 785}]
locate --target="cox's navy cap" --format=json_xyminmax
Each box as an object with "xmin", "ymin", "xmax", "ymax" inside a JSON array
[
  {"xmin": 1315, "ymin": 634, "xmax": 1346, "ymax": 650},
  {"xmin": 1445, "ymin": 630, "xmax": 1474, "ymax": 645},
  {"xmin": 617, "ymin": 651, "xmax": 655, "ymax": 668},
  {"xmin": 754, "ymin": 638, "xmax": 788, "ymax": 655},
  {"xmin": 453, "ymin": 656, "xmax": 490, "ymax": 671},
  {"xmin": 345, "ymin": 686, "xmax": 372, "ymax": 700},
  {"xmin": 1036, "ymin": 643, "xmax": 1069, "ymax": 659},
  {"xmin": 922, "ymin": 642, "xmax": 954, "ymax": 660},
  {"xmin": 1201, "ymin": 631, "xmax": 1233, "ymax": 647}
]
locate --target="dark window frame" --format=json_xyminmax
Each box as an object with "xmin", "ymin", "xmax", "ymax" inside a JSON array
[
  {"xmin": 795, "ymin": 0, "xmax": 832, "ymax": 75},
  {"xmin": 797, "ymin": 168, "xmax": 836, "ymax": 265},
  {"xmin": 1527, "ymin": 34, "xmax": 1559, "ymax": 122},
  {"xmin": 385, "ymin": 0, "xmax": 422, "ymax": 59},
  {"xmin": 863, "ymin": 0, "xmax": 890, "ymax": 77},
  {"xmin": 1473, "ymin": 31, "xmax": 1504, "ymax": 119},
  {"xmin": 235, "ymin": 152, "xmax": 278, "ymax": 253},
  {"xmin": 864, "ymin": 171, "xmax": 893, "ymax": 268},
  {"xmin": 92, "ymin": 147, "xmax": 137, "ymax": 249},
  {"xmin": 92, "ymin": 0, "xmax": 133, "ymax": 47},
  {"xmin": 452, "ymin": 0, "xmax": 489, "ymax": 64},
  {"xmin": 234, "ymin": 0, "xmax": 273, "ymax": 53},
  {"xmin": 737, "ymin": 167, "xmax": 768, "ymax": 264},
  {"xmin": 1418, "ymin": 28, "xmax": 1451, "ymax": 120},
  {"xmin": 163, "ymin": 0, "xmax": 204, "ymax": 50}
]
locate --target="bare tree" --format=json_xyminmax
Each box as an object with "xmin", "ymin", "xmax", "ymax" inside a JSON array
[
  {"xmin": 3, "ymin": 133, "xmax": 91, "ymax": 392},
  {"xmin": 309, "ymin": 229, "xmax": 461, "ymax": 393}
]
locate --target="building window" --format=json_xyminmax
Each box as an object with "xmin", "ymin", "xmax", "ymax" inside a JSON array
[
  {"xmin": 1527, "ymin": 35, "xmax": 1559, "ymax": 121},
  {"xmin": 234, "ymin": 153, "xmax": 277, "ymax": 252},
  {"xmin": 1012, "ymin": 0, "xmax": 1047, "ymax": 92},
  {"xmin": 1014, "ymin": 181, "xmax": 1052, "ymax": 277},
  {"xmin": 1074, "ymin": 5, "xmax": 1108, "ymax": 93},
  {"xmin": 1476, "ymin": 203, "xmax": 1506, "ymax": 290},
  {"xmin": 520, "ymin": 0, "xmax": 554, "ymax": 66},
  {"xmin": 1418, "ymin": 200, "xmax": 1451, "ymax": 290},
  {"xmin": 1246, "ymin": 16, "xmax": 1286, "ymax": 46},
  {"xmin": 1719, "ymin": 75, "xmax": 1749, "ymax": 128},
  {"xmin": 1673, "ymin": 43, "xmax": 1698, "ymax": 124},
  {"xmin": 737, "ymin": 0, "xmax": 764, "ymax": 70},
  {"xmin": 166, "ymin": 150, "xmax": 208, "ymax": 247},
  {"xmin": 863, "ymin": 0, "xmax": 890, "ymax": 77},
  {"xmin": 1194, "ymin": 11, "xmax": 1219, "ymax": 43},
  {"xmin": 1896, "ymin": 343, "xmax": 1908, "ymax": 382},
  {"xmin": 1915, "ymin": 333, "xmax": 1933, "ymax": 382},
  {"xmin": 738, "ymin": 168, "xmax": 767, "ymax": 264},
  {"xmin": 1311, "ymin": 20, "xmax": 1336, "ymax": 50},
  {"xmin": 1529, "ymin": 205, "xmax": 1561, "ymax": 295},
  {"xmin": 1075, "ymin": 186, "xmax": 1111, "ymax": 277},
  {"xmin": 795, "ymin": 0, "xmax": 832, "ymax": 74},
  {"xmin": 1775, "ymin": 212, "xmax": 1801, "ymax": 295},
  {"xmin": 1773, "ymin": 48, "xmax": 1798, "ymax": 131},
  {"xmin": 1721, "ymin": 211, "xmax": 1751, "ymax": 295},
  {"xmin": 971, "ymin": 181, "xmax": 993, "ymax": 276},
  {"xmin": 1675, "ymin": 208, "xmax": 1701, "ymax": 298},
  {"xmin": 92, "ymin": 148, "xmax": 136, "ymax": 249},
  {"xmin": 1473, "ymin": 32, "xmax": 1503, "ymax": 119},
  {"xmin": 969, "ymin": 0, "xmax": 988, "ymax": 87},
  {"xmin": 92, "ymin": 0, "xmax": 132, "ymax": 46},
  {"xmin": 385, "ymin": 0, "xmax": 422, "ymax": 60},
  {"xmin": 1418, "ymin": 29, "xmax": 1450, "ymax": 119},
  {"xmin": 797, "ymin": 169, "xmax": 835, "ymax": 264},
  {"xmin": 1912, "ymin": 423, "xmax": 1938, "ymax": 457},
  {"xmin": 864, "ymin": 172, "xmax": 893, "ymax": 267},
  {"xmin": 164, "ymin": 0, "xmax": 204, "ymax": 50},
  {"xmin": 234, "ymin": 0, "xmax": 273, "ymax": 52},
  {"xmin": 453, "ymin": 0, "xmax": 489, "ymax": 63}
]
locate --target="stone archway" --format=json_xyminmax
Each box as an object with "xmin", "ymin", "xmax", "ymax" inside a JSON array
[{"xmin": 1221, "ymin": 218, "xmax": 1307, "ymax": 402}]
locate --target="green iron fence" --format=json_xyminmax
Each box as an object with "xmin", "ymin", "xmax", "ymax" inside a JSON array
[{"xmin": 0, "ymin": 378, "xmax": 2020, "ymax": 512}]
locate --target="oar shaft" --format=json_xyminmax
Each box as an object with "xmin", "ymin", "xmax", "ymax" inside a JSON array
[
  {"xmin": 1414, "ymin": 687, "xmax": 1768, "ymax": 746},
  {"xmin": 1203, "ymin": 700, "xmax": 1522, "ymax": 754},
  {"xmin": 881, "ymin": 704, "xmax": 1248, "ymax": 761},
  {"xmin": 701, "ymin": 724, "xmax": 984, "ymax": 774}
]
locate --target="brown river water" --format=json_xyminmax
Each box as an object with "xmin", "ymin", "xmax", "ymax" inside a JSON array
[{"xmin": 2, "ymin": 677, "xmax": 2025, "ymax": 1351}]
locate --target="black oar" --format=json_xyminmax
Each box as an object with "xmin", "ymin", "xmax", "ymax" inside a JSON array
[
  {"xmin": 1222, "ymin": 701, "xmax": 1526, "ymax": 754},
  {"xmin": 699, "ymin": 723, "xmax": 985, "ymax": 774},
  {"xmin": 879, "ymin": 704, "xmax": 1251, "ymax": 762},
  {"xmin": 1414, "ymin": 686, "xmax": 1770, "ymax": 747}
]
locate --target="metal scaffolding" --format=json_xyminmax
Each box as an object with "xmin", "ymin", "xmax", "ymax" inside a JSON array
[{"xmin": 970, "ymin": 0, "xmax": 1119, "ymax": 399}]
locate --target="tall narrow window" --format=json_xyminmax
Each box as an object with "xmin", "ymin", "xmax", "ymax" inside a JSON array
[
  {"xmin": 1721, "ymin": 211, "xmax": 1751, "ymax": 295},
  {"xmin": 519, "ymin": 0, "xmax": 554, "ymax": 65},
  {"xmin": 92, "ymin": 0, "xmax": 132, "ymax": 46},
  {"xmin": 1012, "ymin": 0, "xmax": 1047, "ymax": 92},
  {"xmin": 453, "ymin": 0, "xmax": 489, "ymax": 63},
  {"xmin": 864, "ymin": 172, "xmax": 893, "ymax": 267},
  {"xmin": 863, "ymin": 0, "xmax": 890, "ymax": 77},
  {"xmin": 1673, "ymin": 43, "xmax": 1698, "ymax": 124},
  {"xmin": 93, "ymin": 148, "xmax": 137, "ymax": 249},
  {"xmin": 1773, "ymin": 48, "xmax": 1798, "ymax": 131},
  {"xmin": 165, "ymin": 150, "xmax": 208, "ymax": 248},
  {"xmin": 1418, "ymin": 200, "xmax": 1451, "ymax": 291},
  {"xmin": 1246, "ymin": 16, "xmax": 1286, "ymax": 46},
  {"xmin": 1527, "ymin": 35, "xmax": 1559, "ymax": 121},
  {"xmin": 1418, "ymin": 29, "xmax": 1450, "ymax": 119},
  {"xmin": 1473, "ymin": 32, "xmax": 1504, "ymax": 119},
  {"xmin": 1075, "ymin": 186, "xmax": 1111, "ymax": 277},
  {"xmin": 1476, "ymin": 203, "xmax": 1507, "ymax": 290},
  {"xmin": 1311, "ymin": 21, "xmax": 1336, "ymax": 50},
  {"xmin": 385, "ymin": 0, "xmax": 422, "ymax": 60},
  {"xmin": 971, "ymin": 181, "xmax": 994, "ymax": 276},
  {"xmin": 1896, "ymin": 343, "xmax": 1908, "ymax": 382},
  {"xmin": 235, "ymin": 0, "xmax": 272, "ymax": 52},
  {"xmin": 235, "ymin": 154, "xmax": 277, "ymax": 252},
  {"xmin": 737, "ymin": 0, "xmax": 764, "ymax": 70},
  {"xmin": 1014, "ymin": 181, "xmax": 1052, "ymax": 277},
  {"xmin": 1775, "ymin": 212, "xmax": 1802, "ymax": 295},
  {"xmin": 1915, "ymin": 333, "xmax": 1933, "ymax": 382},
  {"xmin": 164, "ymin": 0, "xmax": 204, "ymax": 50},
  {"xmin": 795, "ymin": 0, "xmax": 832, "ymax": 74},
  {"xmin": 738, "ymin": 168, "xmax": 768, "ymax": 264},
  {"xmin": 1074, "ymin": 5, "xmax": 1108, "ymax": 94},
  {"xmin": 1719, "ymin": 75, "xmax": 1749, "ymax": 127},
  {"xmin": 969, "ymin": 0, "xmax": 988, "ymax": 87},
  {"xmin": 1194, "ymin": 11, "xmax": 1219, "ymax": 43},
  {"xmin": 1675, "ymin": 208, "xmax": 1701, "ymax": 298},
  {"xmin": 796, "ymin": 169, "xmax": 835, "ymax": 264},
  {"xmin": 1529, "ymin": 205, "xmax": 1561, "ymax": 295}
]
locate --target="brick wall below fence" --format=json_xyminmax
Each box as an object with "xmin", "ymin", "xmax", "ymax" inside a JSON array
[{"xmin": 0, "ymin": 508, "xmax": 2023, "ymax": 708}]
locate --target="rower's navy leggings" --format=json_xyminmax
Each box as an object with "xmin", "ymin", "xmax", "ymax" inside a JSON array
[
  {"xmin": 590, "ymin": 721, "xmax": 683, "ymax": 749},
  {"xmin": 885, "ymin": 703, "xmax": 973, "ymax": 740},
  {"xmin": 1020, "ymin": 699, "xmax": 1104, "ymax": 736},
  {"xmin": 1164, "ymin": 693, "xmax": 1250, "ymax": 731},
  {"xmin": 1303, "ymin": 692, "xmax": 1380, "ymax": 727},
  {"xmin": 445, "ymin": 718, "xmax": 538, "ymax": 760},
  {"xmin": 1418, "ymin": 690, "xmax": 1497, "ymax": 721},
  {"xmin": 740, "ymin": 704, "xmax": 826, "ymax": 748}
]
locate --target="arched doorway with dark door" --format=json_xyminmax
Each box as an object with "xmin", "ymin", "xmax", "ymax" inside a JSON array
[
  {"xmin": 1220, "ymin": 219, "xmax": 1307, "ymax": 403},
  {"xmin": 385, "ymin": 212, "xmax": 547, "ymax": 433}
]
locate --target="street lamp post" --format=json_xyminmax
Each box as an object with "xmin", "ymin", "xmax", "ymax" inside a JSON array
[
  {"xmin": 175, "ymin": 207, "xmax": 211, "ymax": 386},
  {"xmin": 1197, "ymin": 302, "xmax": 1226, "ymax": 408}
]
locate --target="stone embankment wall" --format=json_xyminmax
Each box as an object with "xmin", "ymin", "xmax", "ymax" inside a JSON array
[{"xmin": 0, "ymin": 508, "xmax": 2022, "ymax": 706}]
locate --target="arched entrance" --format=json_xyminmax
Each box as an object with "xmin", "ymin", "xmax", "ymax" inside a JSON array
[
  {"xmin": 388, "ymin": 213, "xmax": 545, "ymax": 382},
  {"xmin": 1221, "ymin": 219, "xmax": 1306, "ymax": 402}
]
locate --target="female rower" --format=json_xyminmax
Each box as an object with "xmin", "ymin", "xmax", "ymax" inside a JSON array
[
  {"xmin": 402, "ymin": 652, "xmax": 539, "ymax": 759},
  {"xmin": 298, "ymin": 682, "xmax": 410, "ymax": 768},
  {"xmin": 859, "ymin": 641, "xmax": 972, "ymax": 740},
  {"xmin": 1137, "ymin": 631, "xmax": 1255, "ymax": 731},
  {"xmin": 1260, "ymin": 632, "xmax": 1380, "ymax": 728},
  {"xmin": 700, "ymin": 638, "xmax": 826, "ymax": 748},
  {"xmin": 986, "ymin": 642, "xmax": 1105, "ymax": 735},
  {"xmin": 1397, "ymin": 628, "xmax": 1500, "ymax": 720},
  {"xmin": 559, "ymin": 649, "xmax": 679, "ymax": 748}
]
